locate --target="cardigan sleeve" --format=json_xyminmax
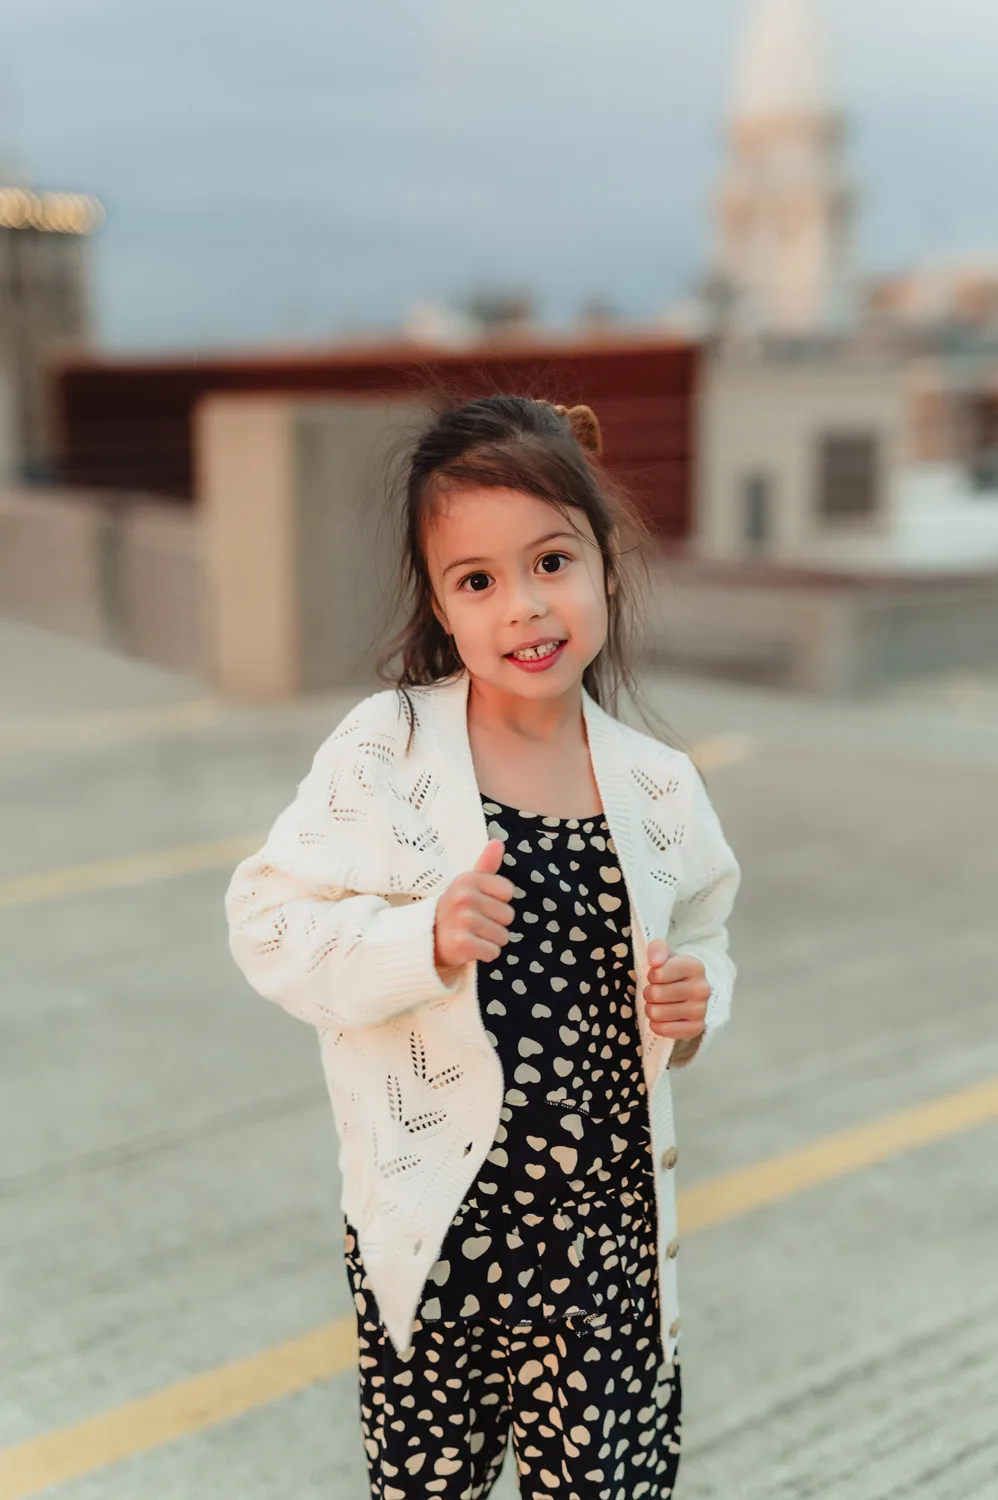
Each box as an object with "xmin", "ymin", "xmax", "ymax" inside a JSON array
[
  {"xmin": 666, "ymin": 763, "xmax": 741, "ymax": 1069},
  {"xmin": 225, "ymin": 704, "xmax": 462, "ymax": 1032}
]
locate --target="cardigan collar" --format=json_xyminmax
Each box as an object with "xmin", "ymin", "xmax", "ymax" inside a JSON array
[
  {"xmin": 424, "ymin": 669, "xmax": 652, "ymax": 940},
  {"xmin": 423, "ymin": 669, "xmax": 671, "ymax": 1083}
]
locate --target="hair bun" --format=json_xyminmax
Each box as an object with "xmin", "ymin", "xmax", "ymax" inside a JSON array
[{"xmin": 552, "ymin": 402, "xmax": 603, "ymax": 457}]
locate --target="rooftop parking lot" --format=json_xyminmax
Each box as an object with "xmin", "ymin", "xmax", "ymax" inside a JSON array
[{"xmin": 2, "ymin": 619, "xmax": 997, "ymax": 1500}]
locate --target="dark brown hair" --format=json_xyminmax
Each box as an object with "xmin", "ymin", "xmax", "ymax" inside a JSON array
[{"xmin": 374, "ymin": 394, "xmax": 683, "ymax": 751}]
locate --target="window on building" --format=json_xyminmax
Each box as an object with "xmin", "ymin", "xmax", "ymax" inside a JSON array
[
  {"xmin": 816, "ymin": 431, "xmax": 880, "ymax": 519},
  {"xmin": 742, "ymin": 471, "xmax": 772, "ymax": 553},
  {"xmin": 959, "ymin": 395, "xmax": 998, "ymax": 493}
]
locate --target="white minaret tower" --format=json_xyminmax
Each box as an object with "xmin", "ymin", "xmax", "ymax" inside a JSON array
[{"xmin": 715, "ymin": 0, "xmax": 856, "ymax": 337}]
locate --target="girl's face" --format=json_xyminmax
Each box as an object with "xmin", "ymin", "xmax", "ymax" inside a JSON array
[{"xmin": 425, "ymin": 485, "xmax": 609, "ymax": 700}]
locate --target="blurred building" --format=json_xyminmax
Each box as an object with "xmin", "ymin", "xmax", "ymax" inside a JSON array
[
  {"xmin": 696, "ymin": 0, "xmax": 998, "ymax": 368},
  {"xmin": 864, "ymin": 262, "xmax": 998, "ymax": 344},
  {"xmin": 10, "ymin": 337, "xmax": 703, "ymax": 694},
  {"xmin": 403, "ymin": 289, "xmax": 538, "ymax": 348},
  {"xmin": 670, "ymin": 0, "xmax": 998, "ymax": 578},
  {"xmin": 711, "ymin": 0, "xmax": 855, "ymax": 339},
  {"xmin": 53, "ymin": 335, "xmax": 700, "ymax": 539},
  {"xmin": 0, "ymin": 176, "xmax": 102, "ymax": 482},
  {"xmin": 6, "ymin": 0, "xmax": 997, "ymax": 698},
  {"xmin": 697, "ymin": 349, "xmax": 998, "ymax": 572}
]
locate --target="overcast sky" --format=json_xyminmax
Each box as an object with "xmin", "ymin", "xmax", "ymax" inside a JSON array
[{"xmin": 3, "ymin": 0, "xmax": 997, "ymax": 351}]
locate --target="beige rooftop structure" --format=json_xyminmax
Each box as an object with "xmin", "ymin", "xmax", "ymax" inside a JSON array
[
  {"xmin": 716, "ymin": 0, "xmax": 855, "ymax": 336},
  {"xmin": 734, "ymin": 0, "xmax": 832, "ymax": 118},
  {"xmin": 697, "ymin": 352, "xmax": 906, "ymax": 569}
]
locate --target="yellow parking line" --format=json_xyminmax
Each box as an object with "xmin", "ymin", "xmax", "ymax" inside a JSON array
[
  {"xmin": 2, "ymin": 1074, "xmax": 996, "ymax": 1499},
  {"xmin": 0, "ymin": 735, "xmax": 750, "ymax": 912},
  {"xmin": 693, "ymin": 731, "xmax": 756, "ymax": 770},
  {"xmin": 0, "ymin": 835, "xmax": 264, "ymax": 909},
  {"xmin": 679, "ymin": 1073, "xmax": 998, "ymax": 1232},
  {"xmin": 0, "ymin": 699, "xmax": 222, "ymax": 754},
  {"xmin": 0, "ymin": 1323, "xmax": 359, "ymax": 1500}
]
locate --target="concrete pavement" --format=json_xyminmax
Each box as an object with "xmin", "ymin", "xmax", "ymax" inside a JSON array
[{"xmin": 1, "ymin": 618, "xmax": 997, "ymax": 1499}]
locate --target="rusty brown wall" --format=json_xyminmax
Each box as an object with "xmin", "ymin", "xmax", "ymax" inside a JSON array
[{"xmin": 53, "ymin": 337, "xmax": 700, "ymax": 540}]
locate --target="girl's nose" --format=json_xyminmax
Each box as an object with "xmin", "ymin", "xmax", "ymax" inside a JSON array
[{"xmin": 506, "ymin": 575, "xmax": 547, "ymax": 623}]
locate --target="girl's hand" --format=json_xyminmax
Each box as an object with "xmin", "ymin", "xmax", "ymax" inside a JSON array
[
  {"xmin": 643, "ymin": 938, "xmax": 711, "ymax": 1040},
  {"xmin": 433, "ymin": 840, "xmax": 516, "ymax": 973}
]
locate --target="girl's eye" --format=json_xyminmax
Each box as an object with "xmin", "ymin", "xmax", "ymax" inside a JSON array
[
  {"xmin": 460, "ymin": 571, "xmax": 493, "ymax": 593},
  {"xmin": 457, "ymin": 554, "xmax": 570, "ymax": 591}
]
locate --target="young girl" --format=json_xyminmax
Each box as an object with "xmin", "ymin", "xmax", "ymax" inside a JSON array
[{"xmin": 225, "ymin": 395, "xmax": 740, "ymax": 1500}]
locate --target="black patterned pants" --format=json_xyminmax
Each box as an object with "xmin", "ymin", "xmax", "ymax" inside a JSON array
[{"xmin": 354, "ymin": 1305, "xmax": 682, "ymax": 1500}]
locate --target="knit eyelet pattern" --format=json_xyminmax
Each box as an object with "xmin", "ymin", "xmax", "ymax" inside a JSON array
[{"xmin": 348, "ymin": 794, "xmax": 658, "ymax": 1332}]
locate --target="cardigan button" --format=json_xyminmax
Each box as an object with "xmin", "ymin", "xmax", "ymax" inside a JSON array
[
  {"xmin": 660, "ymin": 1147, "xmax": 679, "ymax": 1171},
  {"xmin": 666, "ymin": 1237, "xmax": 680, "ymax": 1260},
  {"xmin": 669, "ymin": 1318, "xmax": 681, "ymax": 1339}
]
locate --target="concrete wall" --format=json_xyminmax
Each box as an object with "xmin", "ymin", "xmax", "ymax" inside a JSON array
[
  {"xmin": 195, "ymin": 398, "xmax": 297, "ymax": 700},
  {"xmin": 293, "ymin": 400, "xmax": 425, "ymax": 693},
  {"xmin": 1, "ymin": 393, "xmax": 432, "ymax": 700},
  {"xmin": 857, "ymin": 585, "xmax": 998, "ymax": 689},
  {"xmin": 697, "ymin": 353, "xmax": 908, "ymax": 565},
  {"xmin": 117, "ymin": 500, "xmax": 204, "ymax": 674},
  {"xmin": 0, "ymin": 486, "xmax": 203, "ymax": 673},
  {"xmin": 0, "ymin": 487, "xmax": 107, "ymax": 640},
  {"xmin": 0, "ymin": 363, "xmax": 18, "ymax": 485},
  {"xmin": 6, "ymin": 395, "xmax": 998, "ymax": 703},
  {"xmin": 196, "ymin": 393, "xmax": 430, "ymax": 699},
  {"xmin": 642, "ymin": 555, "xmax": 998, "ymax": 694}
]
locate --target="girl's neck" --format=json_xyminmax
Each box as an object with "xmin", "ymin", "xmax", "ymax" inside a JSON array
[
  {"xmin": 466, "ymin": 676, "xmax": 602, "ymax": 818},
  {"xmin": 466, "ymin": 677, "xmax": 584, "ymax": 744}
]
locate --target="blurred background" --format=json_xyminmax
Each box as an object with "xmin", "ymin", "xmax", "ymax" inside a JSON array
[{"xmin": 2, "ymin": 2, "xmax": 997, "ymax": 1497}]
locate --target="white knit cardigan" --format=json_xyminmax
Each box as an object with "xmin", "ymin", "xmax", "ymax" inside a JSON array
[{"xmin": 225, "ymin": 671, "xmax": 740, "ymax": 1363}]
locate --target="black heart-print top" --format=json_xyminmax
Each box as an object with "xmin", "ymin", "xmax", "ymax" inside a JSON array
[{"xmin": 412, "ymin": 794, "xmax": 659, "ymax": 1330}]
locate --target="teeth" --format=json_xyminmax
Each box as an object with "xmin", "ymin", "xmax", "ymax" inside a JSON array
[{"xmin": 511, "ymin": 641, "xmax": 561, "ymax": 661}]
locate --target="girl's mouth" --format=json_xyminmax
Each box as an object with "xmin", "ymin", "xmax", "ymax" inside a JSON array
[{"xmin": 505, "ymin": 640, "xmax": 567, "ymax": 672}]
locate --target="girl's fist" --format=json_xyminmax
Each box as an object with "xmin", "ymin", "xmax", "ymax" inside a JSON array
[
  {"xmin": 643, "ymin": 938, "xmax": 711, "ymax": 1040},
  {"xmin": 433, "ymin": 839, "xmax": 516, "ymax": 973}
]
